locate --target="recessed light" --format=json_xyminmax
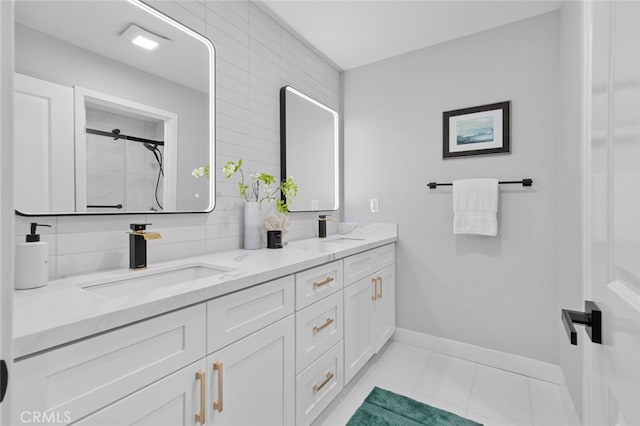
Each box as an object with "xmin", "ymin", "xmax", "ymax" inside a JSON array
[
  {"xmin": 131, "ymin": 35, "xmax": 159, "ymax": 50},
  {"xmin": 120, "ymin": 24, "xmax": 170, "ymax": 51}
]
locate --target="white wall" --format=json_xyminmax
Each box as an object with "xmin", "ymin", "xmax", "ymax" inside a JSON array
[
  {"xmin": 556, "ymin": 1, "xmax": 586, "ymax": 418},
  {"xmin": 15, "ymin": 0, "xmax": 341, "ymax": 278},
  {"xmin": 344, "ymin": 12, "xmax": 560, "ymax": 363}
]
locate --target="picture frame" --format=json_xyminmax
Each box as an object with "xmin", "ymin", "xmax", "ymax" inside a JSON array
[{"xmin": 442, "ymin": 101, "xmax": 510, "ymax": 159}]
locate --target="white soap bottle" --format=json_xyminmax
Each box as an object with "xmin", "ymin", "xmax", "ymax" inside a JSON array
[{"xmin": 15, "ymin": 222, "xmax": 52, "ymax": 290}]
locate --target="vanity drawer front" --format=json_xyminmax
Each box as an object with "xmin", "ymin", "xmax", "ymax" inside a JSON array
[
  {"xmin": 295, "ymin": 260, "xmax": 343, "ymax": 309},
  {"xmin": 344, "ymin": 244, "xmax": 395, "ymax": 286},
  {"xmin": 296, "ymin": 341, "xmax": 344, "ymax": 426},
  {"xmin": 12, "ymin": 304, "xmax": 206, "ymax": 425},
  {"xmin": 295, "ymin": 290, "xmax": 343, "ymax": 373},
  {"xmin": 207, "ymin": 275, "xmax": 294, "ymax": 354}
]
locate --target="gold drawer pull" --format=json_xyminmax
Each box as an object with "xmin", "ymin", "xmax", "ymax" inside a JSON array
[
  {"xmin": 371, "ymin": 277, "xmax": 377, "ymax": 300},
  {"xmin": 313, "ymin": 276, "xmax": 334, "ymax": 288},
  {"xmin": 377, "ymin": 277, "xmax": 383, "ymax": 299},
  {"xmin": 313, "ymin": 372, "xmax": 334, "ymax": 392},
  {"xmin": 213, "ymin": 362, "xmax": 224, "ymax": 413},
  {"xmin": 195, "ymin": 370, "xmax": 205, "ymax": 425},
  {"xmin": 313, "ymin": 317, "xmax": 334, "ymax": 333}
]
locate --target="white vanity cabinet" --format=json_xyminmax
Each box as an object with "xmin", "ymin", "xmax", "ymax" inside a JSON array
[
  {"xmin": 343, "ymin": 244, "xmax": 396, "ymax": 384},
  {"xmin": 11, "ymin": 235, "xmax": 397, "ymax": 426},
  {"xmin": 11, "ymin": 305, "xmax": 206, "ymax": 425}
]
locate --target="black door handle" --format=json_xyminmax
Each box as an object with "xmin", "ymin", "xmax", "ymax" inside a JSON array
[
  {"xmin": 562, "ymin": 300, "xmax": 602, "ymax": 345},
  {"xmin": 0, "ymin": 359, "xmax": 7, "ymax": 403}
]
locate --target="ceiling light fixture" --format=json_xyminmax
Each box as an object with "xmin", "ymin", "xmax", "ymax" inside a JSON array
[{"xmin": 120, "ymin": 24, "xmax": 170, "ymax": 51}]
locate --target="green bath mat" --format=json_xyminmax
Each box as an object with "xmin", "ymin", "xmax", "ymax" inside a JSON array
[{"xmin": 347, "ymin": 387, "xmax": 482, "ymax": 426}]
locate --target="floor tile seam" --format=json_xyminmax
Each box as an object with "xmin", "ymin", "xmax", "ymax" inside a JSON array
[
  {"xmin": 408, "ymin": 349, "xmax": 434, "ymax": 395},
  {"xmin": 526, "ymin": 378, "xmax": 535, "ymax": 426},
  {"xmin": 464, "ymin": 362, "xmax": 479, "ymax": 416}
]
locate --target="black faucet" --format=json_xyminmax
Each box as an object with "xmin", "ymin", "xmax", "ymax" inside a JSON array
[{"xmin": 129, "ymin": 223, "xmax": 161, "ymax": 270}]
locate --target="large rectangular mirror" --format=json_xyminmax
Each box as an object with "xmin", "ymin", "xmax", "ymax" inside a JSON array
[
  {"xmin": 280, "ymin": 86, "xmax": 339, "ymax": 212},
  {"xmin": 14, "ymin": 0, "xmax": 215, "ymax": 215}
]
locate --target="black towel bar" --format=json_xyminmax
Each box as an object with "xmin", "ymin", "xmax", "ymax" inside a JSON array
[{"xmin": 428, "ymin": 178, "xmax": 533, "ymax": 189}]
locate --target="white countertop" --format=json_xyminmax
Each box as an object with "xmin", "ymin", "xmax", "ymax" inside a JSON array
[{"xmin": 13, "ymin": 223, "xmax": 397, "ymax": 359}]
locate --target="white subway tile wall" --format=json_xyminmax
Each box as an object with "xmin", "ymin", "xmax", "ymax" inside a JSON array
[{"xmin": 16, "ymin": 0, "xmax": 341, "ymax": 279}]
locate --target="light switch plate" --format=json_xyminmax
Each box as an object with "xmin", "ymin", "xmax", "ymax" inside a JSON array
[{"xmin": 370, "ymin": 198, "xmax": 379, "ymax": 213}]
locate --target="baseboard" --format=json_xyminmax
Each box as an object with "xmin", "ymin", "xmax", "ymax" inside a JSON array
[{"xmin": 392, "ymin": 328, "xmax": 563, "ymax": 384}]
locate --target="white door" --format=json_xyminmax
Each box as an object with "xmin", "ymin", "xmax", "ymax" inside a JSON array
[
  {"xmin": 74, "ymin": 360, "xmax": 207, "ymax": 426},
  {"xmin": 0, "ymin": 2, "xmax": 14, "ymax": 423},
  {"xmin": 374, "ymin": 264, "xmax": 396, "ymax": 353},
  {"xmin": 14, "ymin": 74, "xmax": 74, "ymax": 213},
  {"xmin": 585, "ymin": 1, "xmax": 640, "ymax": 425},
  {"xmin": 343, "ymin": 276, "xmax": 375, "ymax": 384},
  {"xmin": 207, "ymin": 316, "xmax": 294, "ymax": 426}
]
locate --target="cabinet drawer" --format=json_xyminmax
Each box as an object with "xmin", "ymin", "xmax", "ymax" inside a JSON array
[
  {"xmin": 207, "ymin": 275, "xmax": 294, "ymax": 354},
  {"xmin": 74, "ymin": 360, "xmax": 206, "ymax": 426},
  {"xmin": 296, "ymin": 341, "xmax": 344, "ymax": 426},
  {"xmin": 295, "ymin": 260, "xmax": 343, "ymax": 310},
  {"xmin": 12, "ymin": 305, "xmax": 206, "ymax": 425},
  {"xmin": 295, "ymin": 291, "xmax": 343, "ymax": 373},
  {"xmin": 344, "ymin": 244, "xmax": 395, "ymax": 286}
]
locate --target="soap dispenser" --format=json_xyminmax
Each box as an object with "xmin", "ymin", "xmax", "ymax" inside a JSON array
[{"xmin": 15, "ymin": 222, "xmax": 52, "ymax": 290}]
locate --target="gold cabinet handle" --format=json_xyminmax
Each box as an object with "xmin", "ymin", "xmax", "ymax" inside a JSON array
[
  {"xmin": 313, "ymin": 276, "xmax": 334, "ymax": 288},
  {"xmin": 371, "ymin": 277, "xmax": 377, "ymax": 300},
  {"xmin": 313, "ymin": 372, "xmax": 334, "ymax": 392},
  {"xmin": 377, "ymin": 277, "xmax": 383, "ymax": 299},
  {"xmin": 313, "ymin": 317, "xmax": 334, "ymax": 333},
  {"xmin": 213, "ymin": 362, "xmax": 224, "ymax": 413},
  {"xmin": 195, "ymin": 370, "xmax": 205, "ymax": 425}
]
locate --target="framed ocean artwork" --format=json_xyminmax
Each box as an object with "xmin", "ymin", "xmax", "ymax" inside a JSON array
[{"xmin": 442, "ymin": 101, "xmax": 510, "ymax": 158}]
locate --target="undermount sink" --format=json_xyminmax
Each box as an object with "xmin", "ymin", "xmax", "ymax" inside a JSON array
[
  {"xmin": 327, "ymin": 237, "xmax": 365, "ymax": 241},
  {"xmin": 82, "ymin": 264, "xmax": 232, "ymax": 297}
]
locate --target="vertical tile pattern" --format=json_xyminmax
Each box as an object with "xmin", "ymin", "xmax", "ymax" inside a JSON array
[{"xmin": 19, "ymin": 0, "xmax": 341, "ymax": 279}]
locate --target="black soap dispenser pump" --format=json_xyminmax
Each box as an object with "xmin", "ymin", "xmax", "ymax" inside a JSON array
[
  {"xmin": 318, "ymin": 215, "xmax": 328, "ymax": 239},
  {"xmin": 15, "ymin": 223, "xmax": 52, "ymax": 290}
]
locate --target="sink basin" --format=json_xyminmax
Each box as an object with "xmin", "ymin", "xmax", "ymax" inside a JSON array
[
  {"xmin": 326, "ymin": 237, "xmax": 365, "ymax": 242},
  {"xmin": 82, "ymin": 264, "xmax": 231, "ymax": 297}
]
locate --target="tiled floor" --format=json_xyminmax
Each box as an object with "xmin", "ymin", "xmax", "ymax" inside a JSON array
[{"xmin": 313, "ymin": 342, "xmax": 570, "ymax": 426}]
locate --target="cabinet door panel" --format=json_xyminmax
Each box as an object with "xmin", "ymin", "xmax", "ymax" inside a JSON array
[
  {"xmin": 75, "ymin": 360, "xmax": 206, "ymax": 426},
  {"xmin": 374, "ymin": 264, "xmax": 396, "ymax": 352},
  {"xmin": 343, "ymin": 277, "xmax": 375, "ymax": 384},
  {"xmin": 207, "ymin": 316, "xmax": 294, "ymax": 426}
]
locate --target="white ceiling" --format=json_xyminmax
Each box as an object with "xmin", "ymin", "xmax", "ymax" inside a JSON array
[{"xmin": 260, "ymin": 0, "xmax": 562, "ymax": 70}]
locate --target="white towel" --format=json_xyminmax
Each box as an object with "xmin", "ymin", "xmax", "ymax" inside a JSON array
[{"xmin": 453, "ymin": 178, "xmax": 499, "ymax": 236}]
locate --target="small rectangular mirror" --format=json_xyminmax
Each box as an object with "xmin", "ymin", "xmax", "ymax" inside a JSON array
[
  {"xmin": 280, "ymin": 86, "xmax": 339, "ymax": 212},
  {"xmin": 14, "ymin": 0, "xmax": 215, "ymax": 215}
]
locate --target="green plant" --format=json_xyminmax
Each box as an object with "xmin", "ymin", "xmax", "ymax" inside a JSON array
[{"xmin": 193, "ymin": 159, "xmax": 297, "ymax": 214}]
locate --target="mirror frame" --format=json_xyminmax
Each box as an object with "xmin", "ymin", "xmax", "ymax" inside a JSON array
[
  {"xmin": 14, "ymin": 0, "xmax": 216, "ymax": 216},
  {"xmin": 279, "ymin": 85, "xmax": 339, "ymax": 212}
]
